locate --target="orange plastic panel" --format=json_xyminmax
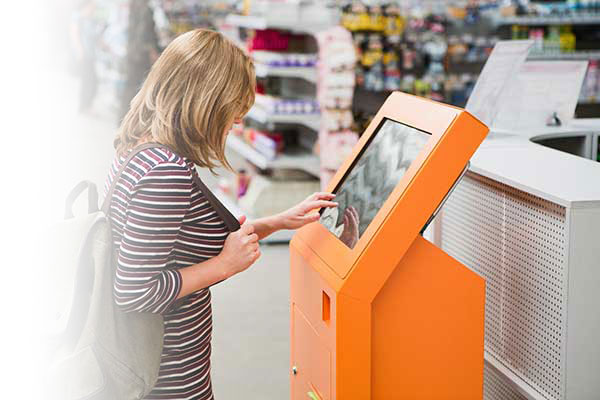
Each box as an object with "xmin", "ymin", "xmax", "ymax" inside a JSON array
[
  {"xmin": 371, "ymin": 236, "xmax": 485, "ymax": 399},
  {"xmin": 291, "ymin": 305, "xmax": 331, "ymax": 400},
  {"xmin": 290, "ymin": 242, "xmax": 338, "ymax": 399}
]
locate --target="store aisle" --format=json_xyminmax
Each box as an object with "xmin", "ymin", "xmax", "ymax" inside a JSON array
[
  {"xmin": 211, "ymin": 244, "xmax": 290, "ymax": 400},
  {"xmin": 62, "ymin": 76, "xmax": 290, "ymax": 399}
]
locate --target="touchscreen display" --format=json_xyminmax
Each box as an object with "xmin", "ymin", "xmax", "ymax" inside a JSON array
[{"xmin": 319, "ymin": 118, "xmax": 430, "ymax": 249}]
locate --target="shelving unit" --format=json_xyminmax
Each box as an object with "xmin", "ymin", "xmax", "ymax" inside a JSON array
[
  {"xmin": 495, "ymin": 15, "xmax": 600, "ymax": 26},
  {"xmin": 255, "ymin": 63, "xmax": 317, "ymax": 83},
  {"xmin": 219, "ymin": 9, "xmax": 329, "ymax": 242},
  {"xmin": 225, "ymin": 12, "xmax": 334, "ymax": 34},
  {"xmin": 527, "ymin": 50, "xmax": 600, "ymax": 60},
  {"xmin": 226, "ymin": 134, "xmax": 320, "ymax": 177},
  {"xmin": 246, "ymin": 106, "xmax": 321, "ymax": 132}
]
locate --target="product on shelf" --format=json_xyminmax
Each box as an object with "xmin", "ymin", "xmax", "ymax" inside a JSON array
[
  {"xmin": 254, "ymin": 94, "xmax": 320, "ymax": 115},
  {"xmin": 321, "ymin": 109, "xmax": 354, "ymax": 132},
  {"xmin": 160, "ymin": 1, "xmax": 233, "ymax": 42},
  {"xmin": 341, "ymin": 2, "xmax": 493, "ymax": 103},
  {"xmin": 559, "ymin": 26, "xmax": 576, "ymax": 53},
  {"xmin": 249, "ymin": 29, "xmax": 290, "ymax": 51},
  {"xmin": 344, "ymin": 4, "xmax": 410, "ymax": 92},
  {"xmin": 319, "ymin": 131, "xmax": 359, "ymax": 171},
  {"xmin": 316, "ymin": 26, "xmax": 359, "ymax": 188},
  {"xmin": 217, "ymin": 177, "xmax": 233, "ymax": 198},
  {"xmin": 251, "ymin": 50, "xmax": 318, "ymax": 67},
  {"xmin": 242, "ymin": 127, "xmax": 285, "ymax": 160},
  {"xmin": 237, "ymin": 169, "xmax": 251, "ymax": 198}
]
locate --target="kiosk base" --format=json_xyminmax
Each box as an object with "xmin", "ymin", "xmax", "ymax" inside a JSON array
[
  {"xmin": 290, "ymin": 235, "xmax": 485, "ymax": 400},
  {"xmin": 371, "ymin": 236, "xmax": 485, "ymax": 399}
]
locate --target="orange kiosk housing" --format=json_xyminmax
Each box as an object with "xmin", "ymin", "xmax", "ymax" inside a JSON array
[{"xmin": 290, "ymin": 92, "xmax": 489, "ymax": 400}]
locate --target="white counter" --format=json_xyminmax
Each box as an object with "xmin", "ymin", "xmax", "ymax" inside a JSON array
[
  {"xmin": 471, "ymin": 124, "xmax": 600, "ymax": 208},
  {"xmin": 436, "ymin": 119, "xmax": 600, "ymax": 400}
]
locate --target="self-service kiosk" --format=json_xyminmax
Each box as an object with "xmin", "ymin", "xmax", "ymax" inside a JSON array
[{"xmin": 290, "ymin": 92, "xmax": 489, "ymax": 400}]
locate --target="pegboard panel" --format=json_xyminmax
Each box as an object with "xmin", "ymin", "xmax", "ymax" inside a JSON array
[
  {"xmin": 440, "ymin": 172, "xmax": 567, "ymax": 400},
  {"xmin": 484, "ymin": 362, "xmax": 528, "ymax": 400}
]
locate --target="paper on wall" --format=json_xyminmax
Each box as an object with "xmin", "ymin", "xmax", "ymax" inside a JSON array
[
  {"xmin": 465, "ymin": 40, "xmax": 533, "ymax": 127},
  {"xmin": 492, "ymin": 61, "xmax": 589, "ymax": 131}
]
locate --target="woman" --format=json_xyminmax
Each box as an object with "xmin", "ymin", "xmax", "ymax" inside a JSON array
[
  {"xmin": 119, "ymin": 0, "xmax": 160, "ymax": 121},
  {"xmin": 105, "ymin": 29, "xmax": 338, "ymax": 399}
]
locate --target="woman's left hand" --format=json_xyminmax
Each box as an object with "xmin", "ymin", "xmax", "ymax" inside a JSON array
[{"xmin": 276, "ymin": 192, "xmax": 337, "ymax": 230}]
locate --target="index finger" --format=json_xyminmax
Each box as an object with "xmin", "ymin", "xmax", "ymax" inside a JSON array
[
  {"xmin": 303, "ymin": 200, "xmax": 338, "ymax": 213},
  {"xmin": 309, "ymin": 192, "xmax": 336, "ymax": 201}
]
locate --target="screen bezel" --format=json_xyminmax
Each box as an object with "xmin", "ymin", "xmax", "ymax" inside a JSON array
[
  {"xmin": 296, "ymin": 92, "xmax": 461, "ymax": 279},
  {"xmin": 319, "ymin": 117, "xmax": 432, "ymax": 247}
]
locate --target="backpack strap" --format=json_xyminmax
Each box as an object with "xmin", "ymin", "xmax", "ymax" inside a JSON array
[
  {"xmin": 65, "ymin": 180, "xmax": 99, "ymax": 219},
  {"xmin": 102, "ymin": 142, "xmax": 240, "ymax": 232}
]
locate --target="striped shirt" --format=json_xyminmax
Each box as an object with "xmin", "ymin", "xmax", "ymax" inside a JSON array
[{"xmin": 104, "ymin": 146, "xmax": 229, "ymax": 400}]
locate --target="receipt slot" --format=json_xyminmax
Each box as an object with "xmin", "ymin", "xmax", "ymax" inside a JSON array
[{"xmin": 290, "ymin": 92, "xmax": 489, "ymax": 400}]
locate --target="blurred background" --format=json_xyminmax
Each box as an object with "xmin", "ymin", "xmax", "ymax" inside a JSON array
[{"xmin": 4, "ymin": 0, "xmax": 600, "ymax": 398}]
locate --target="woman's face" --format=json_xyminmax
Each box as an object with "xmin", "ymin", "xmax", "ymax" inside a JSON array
[{"xmin": 226, "ymin": 115, "xmax": 244, "ymax": 136}]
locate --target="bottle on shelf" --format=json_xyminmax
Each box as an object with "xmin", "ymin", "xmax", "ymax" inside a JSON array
[
  {"xmin": 529, "ymin": 28, "xmax": 544, "ymax": 53},
  {"xmin": 545, "ymin": 26, "xmax": 561, "ymax": 54},
  {"xmin": 237, "ymin": 169, "xmax": 250, "ymax": 199},
  {"xmin": 559, "ymin": 26, "xmax": 576, "ymax": 53},
  {"xmin": 511, "ymin": 24, "xmax": 523, "ymax": 40},
  {"xmin": 567, "ymin": 0, "xmax": 581, "ymax": 14}
]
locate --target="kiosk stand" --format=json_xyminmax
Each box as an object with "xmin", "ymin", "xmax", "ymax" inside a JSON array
[{"xmin": 290, "ymin": 92, "xmax": 489, "ymax": 399}]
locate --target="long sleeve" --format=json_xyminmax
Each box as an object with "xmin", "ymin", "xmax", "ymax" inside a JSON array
[{"xmin": 113, "ymin": 160, "xmax": 192, "ymax": 314}]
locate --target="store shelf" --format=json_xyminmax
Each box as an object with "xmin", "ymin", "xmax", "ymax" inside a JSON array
[
  {"xmin": 496, "ymin": 14, "xmax": 600, "ymax": 26},
  {"xmin": 225, "ymin": 13, "xmax": 331, "ymax": 34},
  {"xmin": 527, "ymin": 50, "xmax": 600, "ymax": 60},
  {"xmin": 255, "ymin": 63, "xmax": 317, "ymax": 83},
  {"xmin": 214, "ymin": 188, "xmax": 294, "ymax": 243},
  {"xmin": 226, "ymin": 134, "xmax": 320, "ymax": 177},
  {"xmin": 246, "ymin": 105, "xmax": 321, "ymax": 131}
]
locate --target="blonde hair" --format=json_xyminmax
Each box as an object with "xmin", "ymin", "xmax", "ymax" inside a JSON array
[{"xmin": 115, "ymin": 29, "xmax": 255, "ymax": 171}]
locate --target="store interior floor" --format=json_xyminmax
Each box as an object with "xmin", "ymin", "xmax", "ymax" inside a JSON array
[{"xmin": 59, "ymin": 76, "xmax": 290, "ymax": 399}]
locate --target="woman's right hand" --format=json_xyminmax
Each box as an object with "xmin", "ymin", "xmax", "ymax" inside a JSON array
[{"xmin": 219, "ymin": 215, "xmax": 261, "ymax": 278}]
